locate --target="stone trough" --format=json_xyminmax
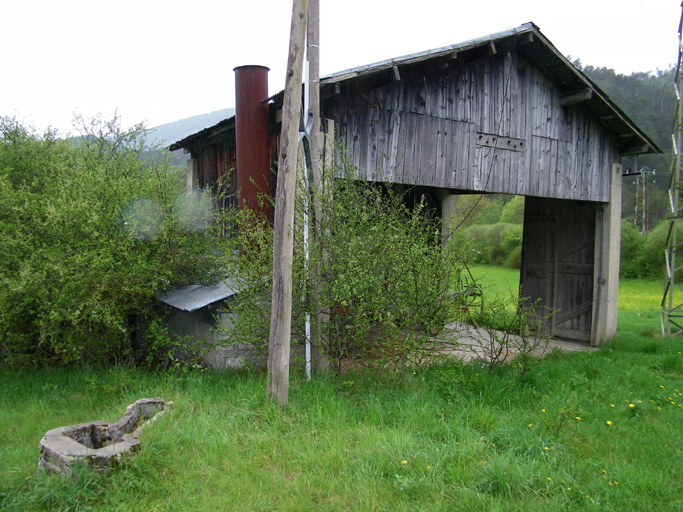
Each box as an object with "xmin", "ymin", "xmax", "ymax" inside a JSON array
[{"xmin": 38, "ymin": 397, "xmax": 170, "ymax": 476}]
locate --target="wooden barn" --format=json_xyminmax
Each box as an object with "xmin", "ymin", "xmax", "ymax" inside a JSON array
[{"xmin": 170, "ymin": 22, "xmax": 659, "ymax": 346}]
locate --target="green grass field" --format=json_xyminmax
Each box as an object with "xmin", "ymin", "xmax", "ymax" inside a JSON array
[
  {"xmin": 469, "ymin": 265, "xmax": 663, "ymax": 334},
  {"xmin": 1, "ymin": 270, "xmax": 682, "ymax": 511}
]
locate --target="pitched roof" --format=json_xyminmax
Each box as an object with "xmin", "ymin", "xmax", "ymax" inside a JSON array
[{"xmin": 171, "ymin": 22, "xmax": 660, "ymax": 155}]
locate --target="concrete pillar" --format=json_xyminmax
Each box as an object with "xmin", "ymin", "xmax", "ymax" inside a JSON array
[
  {"xmin": 591, "ymin": 163, "xmax": 622, "ymax": 345},
  {"xmin": 186, "ymin": 158, "xmax": 199, "ymax": 190}
]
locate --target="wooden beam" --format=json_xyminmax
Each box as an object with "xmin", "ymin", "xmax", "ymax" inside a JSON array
[
  {"xmin": 560, "ymin": 88, "xmax": 593, "ymax": 106},
  {"xmin": 268, "ymin": 0, "xmax": 308, "ymax": 408},
  {"xmin": 392, "ymin": 65, "xmax": 401, "ymax": 82},
  {"xmin": 489, "ymin": 41, "xmax": 497, "ymax": 55},
  {"xmin": 518, "ymin": 32, "xmax": 534, "ymax": 46},
  {"xmin": 622, "ymin": 144, "xmax": 651, "ymax": 156},
  {"xmin": 476, "ymin": 132, "xmax": 526, "ymax": 152}
]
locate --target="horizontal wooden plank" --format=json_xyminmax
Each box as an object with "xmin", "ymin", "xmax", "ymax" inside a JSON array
[{"xmin": 475, "ymin": 132, "xmax": 526, "ymax": 152}]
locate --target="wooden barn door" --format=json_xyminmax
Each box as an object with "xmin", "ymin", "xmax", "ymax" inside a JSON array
[{"xmin": 520, "ymin": 197, "xmax": 596, "ymax": 341}]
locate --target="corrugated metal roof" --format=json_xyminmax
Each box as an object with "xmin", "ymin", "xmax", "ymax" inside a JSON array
[{"xmin": 157, "ymin": 280, "xmax": 240, "ymax": 312}]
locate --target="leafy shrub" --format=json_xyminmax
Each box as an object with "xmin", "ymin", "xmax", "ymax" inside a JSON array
[
  {"xmin": 462, "ymin": 223, "xmax": 522, "ymax": 266},
  {"xmin": 220, "ymin": 161, "xmax": 470, "ymax": 374},
  {"xmin": 503, "ymin": 246, "xmax": 522, "ymax": 269},
  {"xmin": 499, "ymin": 195, "xmax": 524, "ymax": 224},
  {"xmin": 0, "ymin": 116, "xmax": 227, "ymax": 368},
  {"xmin": 620, "ymin": 220, "xmax": 645, "ymax": 279},
  {"xmin": 449, "ymin": 194, "xmax": 501, "ymax": 228},
  {"xmin": 640, "ymin": 221, "xmax": 668, "ymax": 279}
]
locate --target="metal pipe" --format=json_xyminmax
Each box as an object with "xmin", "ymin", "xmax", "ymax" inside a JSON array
[{"xmin": 234, "ymin": 65, "xmax": 271, "ymax": 221}]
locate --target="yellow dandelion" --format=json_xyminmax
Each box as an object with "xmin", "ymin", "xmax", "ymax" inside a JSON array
[
  {"xmin": 427, "ymin": 465, "xmax": 432, "ymax": 469},
  {"xmin": 602, "ymin": 469, "xmax": 607, "ymax": 474},
  {"xmin": 528, "ymin": 423, "xmax": 533, "ymax": 427},
  {"xmin": 609, "ymin": 482, "xmax": 613, "ymax": 486},
  {"xmin": 638, "ymin": 400, "xmax": 642, "ymax": 403},
  {"xmin": 567, "ymin": 487, "xmax": 572, "ymax": 491},
  {"xmin": 544, "ymin": 447, "xmax": 549, "ymax": 451},
  {"xmin": 542, "ymin": 409, "xmax": 546, "ymax": 413},
  {"xmin": 547, "ymin": 477, "xmax": 552, "ymax": 481},
  {"xmin": 629, "ymin": 403, "xmax": 635, "ymax": 408},
  {"xmin": 661, "ymin": 385, "xmax": 665, "ymax": 389},
  {"xmin": 610, "ymin": 404, "xmax": 615, "ymax": 408},
  {"xmin": 576, "ymin": 416, "xmax": 581, "ymax": 420},
  {"xmin": 615, "ymin": 481, "xmax": 619, "ymax": 485},
  {"xmin": 606, "ymin": 420, "xmax": 613, "ymax": 425},
  {"xmin": 401, "ymin": 460, "xmax": 407, "ymax": 464}
]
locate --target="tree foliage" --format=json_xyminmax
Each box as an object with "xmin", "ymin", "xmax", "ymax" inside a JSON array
[{"xmin": 0, "ymin": 116, "xmax": 225, "ymax": 367}]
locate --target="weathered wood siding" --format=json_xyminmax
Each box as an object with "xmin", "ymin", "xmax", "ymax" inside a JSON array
[
  {"xmin": 326, "ymin": 52, "xmax": 620, "ymax": 202},
  {"xmin": 192, "ymin": 133, "xmax": 280, "ymax": 213}
]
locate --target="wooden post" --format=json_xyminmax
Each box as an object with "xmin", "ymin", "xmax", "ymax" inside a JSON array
[
  {"xmin": 267, "ymin": 0, "xmax": 308, "ymax": 407},
  {"xmin": 306, "ymin": 0, "xmax": 329, "ymax": 373}
]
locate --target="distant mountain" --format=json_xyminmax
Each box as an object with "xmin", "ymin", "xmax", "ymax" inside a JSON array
[{"xmin": 148, "ymin": 108, "xmax": 235, "ymax": 147}]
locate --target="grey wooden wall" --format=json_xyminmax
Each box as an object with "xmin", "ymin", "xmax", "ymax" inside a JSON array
[{"xmin": 327, "ymin": 51, "xmax": 621, "ymax": 202}]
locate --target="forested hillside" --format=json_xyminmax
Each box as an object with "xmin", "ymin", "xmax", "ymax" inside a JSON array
[{"xmin": 580, "ymin": 63, "xmax": 675, "ymax": 230}]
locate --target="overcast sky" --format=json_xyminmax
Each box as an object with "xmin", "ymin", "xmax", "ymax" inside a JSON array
[{"xmin": 1, "ymin": 0, "xmax": 679, "ymax": 135}]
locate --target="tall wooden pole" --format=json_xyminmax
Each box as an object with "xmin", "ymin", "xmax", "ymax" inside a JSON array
[
  {"xmin": 306, "ymin": 0, "xmax": 329, "ymax": 372},
  {"xmin": 267, "ymin": 0, "xmax": 308, "ymax": 407}
]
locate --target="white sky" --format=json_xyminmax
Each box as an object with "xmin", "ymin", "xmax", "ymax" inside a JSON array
[{"xmin": 1, "ymin": 0, "xmax": 679, "ymax": 135}]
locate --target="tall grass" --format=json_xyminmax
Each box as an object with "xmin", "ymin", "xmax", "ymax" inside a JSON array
[{"xmin": 1, "ymin": 272, "xmax": 682, "ymax": 511}]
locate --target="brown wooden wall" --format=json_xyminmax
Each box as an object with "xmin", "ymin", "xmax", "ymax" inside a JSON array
[
  {"xmin": 324, "ymin": 51, "xmax": 621, "ymax": 202},
  {"xmin": 191, "ymin": 129, "xmax": 280, "ymax": 216}
]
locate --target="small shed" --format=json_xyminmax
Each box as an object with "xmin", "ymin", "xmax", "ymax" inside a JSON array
[
  {"xmin": 171, "ymin": 22, "xmax": 660, "ymax": 345},
  {"xmin": 156, "ymin": 281, "xmax": 266, "ymax": 370}
]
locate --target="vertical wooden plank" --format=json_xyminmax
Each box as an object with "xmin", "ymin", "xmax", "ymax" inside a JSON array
[
  {"xmin": 422, "ymin": 115, "xmax": 439, "ymax": 186},
  {"xmin": 435, "ymin": 117, "xmax": 448, "ymax": 188}
]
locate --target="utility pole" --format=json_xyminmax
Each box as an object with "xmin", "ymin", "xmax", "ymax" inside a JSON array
[
  {"xmin": 267, "ymin": 0, "xmax": 308, "ymax": 407},
  {"xmin": 306, "ymin": 0, "xmax": 329, "ymax": 373}
]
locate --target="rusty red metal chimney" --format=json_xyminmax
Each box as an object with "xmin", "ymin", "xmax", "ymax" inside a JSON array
[{"xmin": 234, "ymin": 65, "xmax": 270, "ymax": 221}]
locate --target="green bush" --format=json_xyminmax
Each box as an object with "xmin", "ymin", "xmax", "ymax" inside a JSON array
[
  {"xmin": 620, "ymin": 220, "xmax": 645, "ymax": 279},
  {"xmin": 640, "ymin": 221, "xmax": 668, "ymax": 279},
  {"xmin": 499, "ymin": 195, "xmax": 524, "ymax": 224},
  {"xmin": 221, "ymin": 163, "xmax": 469, "ymax": 373},
  {"xmin": 462, "ymin": 223, "xmax": 522, "ymax": 266},
  {"xmin": 0, "ymin": 117, "xmax": 227, "ymax": 368}
]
